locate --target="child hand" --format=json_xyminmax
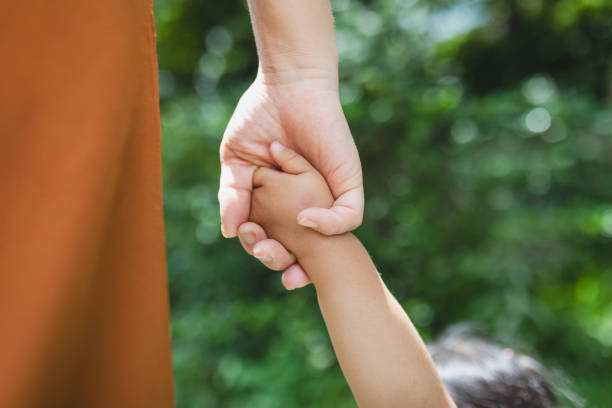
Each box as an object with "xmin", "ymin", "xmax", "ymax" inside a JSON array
[{"xmin": 249, "ymin": 142, "xmax": 334, "ymax": 259}]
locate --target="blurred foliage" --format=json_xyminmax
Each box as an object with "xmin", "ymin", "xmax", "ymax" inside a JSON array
[{"xmin": 155, "ymin": 0, "xmax": 612, "ymax": 406}]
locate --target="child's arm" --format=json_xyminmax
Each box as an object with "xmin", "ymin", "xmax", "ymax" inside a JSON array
[
  {"xmin": 302, "ymin": 234, "xmax": 455, "ymax": 407},
  {"xmin": 250, "ymin": 143, "xmax": 456, "ymax": 408}
]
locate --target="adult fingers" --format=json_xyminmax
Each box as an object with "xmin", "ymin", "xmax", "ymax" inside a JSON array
[
  {"xmin": 218, "ymin": 162, "xmax": 257, "ymax": 238},
  {"xmin": 281, "ymin": 264, "xmax": 312, "ymax": 290},
  {"xmin": 297, "ymin": 185, "xmax": 364, "ymax": 235},
  {"xmin": 238, "ymin": 224, "xmax": 304, "ymax": 291},
  {"xmin": 292, "ymin": 101, "xmax": 364, "ymax": 236},
  {"xmin": 237, "ymin": 222, "xmax": 268, "ymax": 255},
  {"xmin": 269, "ymin": 141, "xmax": 314, "ymax": 175},
  {"xmin": 252, "ymin": 239, "xmax": 297, "ymax": 271}
]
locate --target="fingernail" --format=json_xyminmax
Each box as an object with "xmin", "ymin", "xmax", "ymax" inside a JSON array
[
  {"xmin": 298, "ymin": 218, "xmax": 318, "ymax": 229},
  {"xmin": 271, "ymin": 141, "xmax": 284, "ymax": 153},
  {"xmin": 255, "ymin": 255, "xmax": 273, "ymax": 263},
  {"xmin": 221, "ymin": 226, "xmax": 234, "ymax": 238},
  {"xmin": 281, "ymin": 274, "xmax": 294, "ymax": 290},
  {"xmin": 244, "ymin": 234, "xmax": 255, "ymax": 245}
]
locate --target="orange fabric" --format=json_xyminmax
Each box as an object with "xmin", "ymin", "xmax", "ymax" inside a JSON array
[{"xmin": 0, "ymin": 1, "xmax": 174, "ymax": 407}]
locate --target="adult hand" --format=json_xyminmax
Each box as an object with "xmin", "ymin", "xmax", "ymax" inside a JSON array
[{"xmin": 219, "ymin": 71, "xmax": 363, "ymax": 289}]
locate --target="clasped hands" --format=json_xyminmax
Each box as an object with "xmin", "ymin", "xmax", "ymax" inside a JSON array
[{"xmin": 218, "ymin": 77, "xmax": 363, "ymax": 289}]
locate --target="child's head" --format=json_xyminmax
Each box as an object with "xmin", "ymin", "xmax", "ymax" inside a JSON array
[{"xmin": 428, "ymin": 330, "xmax": 558, "ymax": 408}]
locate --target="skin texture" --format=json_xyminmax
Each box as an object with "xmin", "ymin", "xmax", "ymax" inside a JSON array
[
  {"xmin": 249, "ymin": 142, "xmax": 335, "ymax": 258},
  {"xmin": 219, "ymin": 0, "xmax": 363, "ymax": 289},
  {"xmin": 249, "ymin": 143, "xmax": 457, "ymax": 408}
]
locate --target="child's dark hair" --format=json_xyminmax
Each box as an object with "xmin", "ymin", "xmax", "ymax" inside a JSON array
[{"xmin": 428, "ymin": 330, "xmax": 558, "ymax": 408}]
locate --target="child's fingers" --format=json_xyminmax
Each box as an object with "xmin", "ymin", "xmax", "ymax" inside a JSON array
[
  {"xmin": 237, "ymin": 222, "xmax": 268, "ymax": 255},
  {"xmin": 252, "ymin": 239, "xmax": 297, "ymax": 271},
  {"xmin": 252, "ymin": 166, "xmax": 279, "ymax": 188},
  {"xmin": 269, "ymin": 141, "xmax": 314, "ymax": 175},
  {"xmin": 281, "ymin": 264, "xmax": 312, "ymax": 290}
]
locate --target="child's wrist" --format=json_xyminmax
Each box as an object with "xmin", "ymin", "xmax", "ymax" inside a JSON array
[
  {"xmin": 285, "ymin": 230, "xmax": 327, "ymax": 261},
  {"xmin": 292, "ymin": 232, "xmax": 360, "ymax": 291},
  {"xmin": 292, "ymin": 231, "xmax": 353, "ymax": 265}
]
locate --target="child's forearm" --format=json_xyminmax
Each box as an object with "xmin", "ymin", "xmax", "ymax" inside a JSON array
[{"xmin": 298, "ymin": 234, "xmax": 455, "ymax": 408}]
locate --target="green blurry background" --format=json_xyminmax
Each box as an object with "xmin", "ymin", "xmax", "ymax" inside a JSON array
[{"xmin": 154, "ymin": 0, "xmax": 612, "ymax": 406}]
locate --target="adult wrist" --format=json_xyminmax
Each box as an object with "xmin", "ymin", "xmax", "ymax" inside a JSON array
[
  {"xmin": 255, "ymin": 60, "xmax": 339, "ymax": 89},
  {"xmin": 246, "ymin": 0, "xmax": 339, "ymax": 87}
]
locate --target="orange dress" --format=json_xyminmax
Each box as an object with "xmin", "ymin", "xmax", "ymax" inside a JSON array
[{"xmin": 0, "ymin": 1, "xmax": 174, "ymax": 406}]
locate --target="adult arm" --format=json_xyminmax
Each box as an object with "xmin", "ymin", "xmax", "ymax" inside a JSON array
[
  {"xmin": 246, "ymin": 0, "xmax": 338, "ymax": 81},
  {"xmin": 219, "ymin": 0, "xmax": 363, "ymax": 288}
]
